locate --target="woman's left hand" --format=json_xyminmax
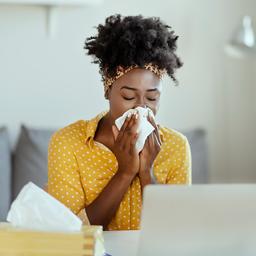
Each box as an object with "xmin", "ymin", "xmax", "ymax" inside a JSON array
[{"xmin": 139, "ymin": 115, "xmax": 162, "ymax": 190}]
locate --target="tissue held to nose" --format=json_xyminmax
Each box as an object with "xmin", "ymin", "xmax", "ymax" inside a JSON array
[{"xmin": 115, "ymin": 106, "xmax": 155, "ymax": 152}]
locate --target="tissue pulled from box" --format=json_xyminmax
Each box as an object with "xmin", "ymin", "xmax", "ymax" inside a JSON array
[
  {"xmin": 115, "ymin": 106, "xmax": 155, "ymax": 152},
  {"xmin": 7, "ymin": 182, "xmax": 82, "ymax": 232}
]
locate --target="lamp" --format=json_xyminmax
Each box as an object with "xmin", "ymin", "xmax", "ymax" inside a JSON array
[{"xmin": 225, "ymin": 15, "xmax": 256, "ymax": 58}]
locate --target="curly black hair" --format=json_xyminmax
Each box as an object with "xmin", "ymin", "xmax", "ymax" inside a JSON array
[{"xmin": 84, "ymin": 14, "xmax": 183, "ymax": 83}]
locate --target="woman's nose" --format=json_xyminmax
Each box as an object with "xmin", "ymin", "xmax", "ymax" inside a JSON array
[
  {"xmin": 134, "ymin": 103, "xmax": 147, "ymax": 109},
  {"xmin": 134, "ymin": 97, "xmax": 147, "ymax": 108}
]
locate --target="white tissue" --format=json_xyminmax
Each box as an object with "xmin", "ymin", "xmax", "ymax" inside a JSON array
[
  {"xmin": 115, "ymin": 106, "xmax": 155, "ymax": 152},
  {"xmin": 7, "ymin": 182, "xmax": 82, "ymax": 232}
]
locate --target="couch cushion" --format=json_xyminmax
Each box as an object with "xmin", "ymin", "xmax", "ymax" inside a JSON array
[
  {"xmin": 0, "ymin": 127, "xmax": 11, "ymax": 221},
  {"xmin": 12, "ymin": 125, "xmax": 55, "ymax": 199},
  {"xmin": 183, "ymin": 129, "xmax": 208, "ymax": 183}
]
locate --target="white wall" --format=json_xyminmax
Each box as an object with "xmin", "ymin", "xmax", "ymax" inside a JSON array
[{"xmin": 0, "ymin": 0, "xmax": 256, "ymax": 183}]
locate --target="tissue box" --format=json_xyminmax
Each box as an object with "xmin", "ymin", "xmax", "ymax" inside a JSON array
[{"xmin": 0, "ymin": 223, "xmax": 105, "ymax": 256}]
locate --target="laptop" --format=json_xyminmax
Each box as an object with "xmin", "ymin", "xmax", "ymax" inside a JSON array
[{"xmin": 137, "ymin": 184, "xmax": 256, "ymax": 256}]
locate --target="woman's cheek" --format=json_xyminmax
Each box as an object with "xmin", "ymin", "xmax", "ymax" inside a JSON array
[{"xmin": 111, "ymin": 102, "xmax": 130, "ymax": 119}]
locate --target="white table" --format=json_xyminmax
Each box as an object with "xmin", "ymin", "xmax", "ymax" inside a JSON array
[{"xmin": 103, "ymin": 231, "xmax": 140, "ymax": 256}]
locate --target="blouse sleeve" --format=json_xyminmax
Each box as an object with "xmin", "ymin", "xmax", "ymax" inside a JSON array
[
  {"xmin": 47, "ymin": 132, "xmax": 86, "ymax": 215},
  {"xmin": 166, "ymin": 136, "xmax": 192, "ymax": 185}
]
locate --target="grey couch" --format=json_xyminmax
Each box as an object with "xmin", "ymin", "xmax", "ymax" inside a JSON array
[{"xmin": 0, "ymin": 125, "xmax": 208, "ymax": 221}]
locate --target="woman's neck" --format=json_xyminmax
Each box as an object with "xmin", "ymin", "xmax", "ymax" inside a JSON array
[{"xmin": 94, "ymin": 112, "xmax": 115, "ymax": 148}]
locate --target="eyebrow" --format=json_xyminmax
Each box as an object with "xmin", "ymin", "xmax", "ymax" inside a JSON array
[{"xmin": 121, "ymin": 86, "xmax": 159, "ymax": 92}]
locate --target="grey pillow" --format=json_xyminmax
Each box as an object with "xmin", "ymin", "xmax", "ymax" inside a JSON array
[
  {"xmin": 183, "ymin": 129, "xmax": 208, "ymax": 184},
  {"xmin": 12, "ymin": 125, "xmax": 56, "ymax": 199},
  {"xmin": 0, "ymin": 127, "xmax": 11, "ymax": 221}
]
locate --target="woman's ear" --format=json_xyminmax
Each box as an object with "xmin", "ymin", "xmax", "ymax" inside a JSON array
[
  {"xmin": 105, "ymin": 87, "xmax": 112, "ymax": 100},
  {"xmin": 105, "ymin": 89, "xmax": 110, "ymax": 99}
]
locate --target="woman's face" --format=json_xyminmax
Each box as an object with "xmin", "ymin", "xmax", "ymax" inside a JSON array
[{"xmin": 107, "ymin": 68, "xmax": 162, "ymax": 121}]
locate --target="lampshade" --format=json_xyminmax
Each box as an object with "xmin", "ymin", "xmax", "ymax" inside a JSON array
[{"xmin": 225, "ymin": 16, "xmax": 256, "ymax": 58}]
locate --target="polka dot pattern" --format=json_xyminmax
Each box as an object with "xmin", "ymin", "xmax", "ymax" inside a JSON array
[{"xmin": 48, "ymin": 112, "xmax": 192, "ymax": 231}]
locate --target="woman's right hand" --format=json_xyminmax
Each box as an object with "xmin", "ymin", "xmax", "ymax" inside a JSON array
[{"xmin": 112, "ymin": 112, "xmax": 140, "ymax": 178}]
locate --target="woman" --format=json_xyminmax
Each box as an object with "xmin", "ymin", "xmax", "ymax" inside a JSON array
[{"xmin": 48, "ymin": 14, "xmax": 191, "ymax": 231}]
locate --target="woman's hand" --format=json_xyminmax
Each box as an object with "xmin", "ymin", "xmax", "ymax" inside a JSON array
[
  {"xmin": 112, "ymin": 112, "xmax": 140, "ymax": 179},
  {"xmin": 139, "ymin": 115, "xmax": 162, "ymax": 189}
]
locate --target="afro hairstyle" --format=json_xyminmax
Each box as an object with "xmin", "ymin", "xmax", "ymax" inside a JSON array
[{"xmin": 84, "ymin": 14, "xmax": 183, "ymax": 84}]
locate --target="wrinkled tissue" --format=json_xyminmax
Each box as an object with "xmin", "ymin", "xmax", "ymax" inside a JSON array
[
  {"xmin": 6, "ymin": 182, "xmax": 82, "ymax": 232},
  {"xmin": 115, "ymin": 106, "xmax": 155, "ymax": 152}
]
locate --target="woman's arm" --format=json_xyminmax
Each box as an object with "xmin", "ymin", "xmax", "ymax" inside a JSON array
[
  {"xmin": 85, "ymin": 170, "xmax": 135, "ymax": 229},
  {"xmin": 48, "ymin": 133, "xmax": 86, "ymax": 215},
  {"xmin": 166, "ymin": 136, "xmax": 192, "ymax": 185},
  {"xmin": 86, "ymin": 113, "xmax": 140, "ymax": 229}
]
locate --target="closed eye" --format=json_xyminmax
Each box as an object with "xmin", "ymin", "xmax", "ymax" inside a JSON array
[
  {"xmin": 123, "ymin": 96, "xmax": 135, "ymax": 100},
  {"xmin": 147, "ymin": 98, "xmax": 157, "ymax": 101}
]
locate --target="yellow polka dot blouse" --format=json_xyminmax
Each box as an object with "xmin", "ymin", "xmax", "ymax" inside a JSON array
[{"xmin": 48, "ymin": 111, "xmax": 192, "ymax": 231}]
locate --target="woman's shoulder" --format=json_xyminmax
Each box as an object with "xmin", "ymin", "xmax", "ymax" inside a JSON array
[
  {"xmin": 50, "ymin": 120, "xmax": 89, "ymax": 145},
  {"xmin": 159, "ymin": 125, "xmax": 189, "ymax": 146}
]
